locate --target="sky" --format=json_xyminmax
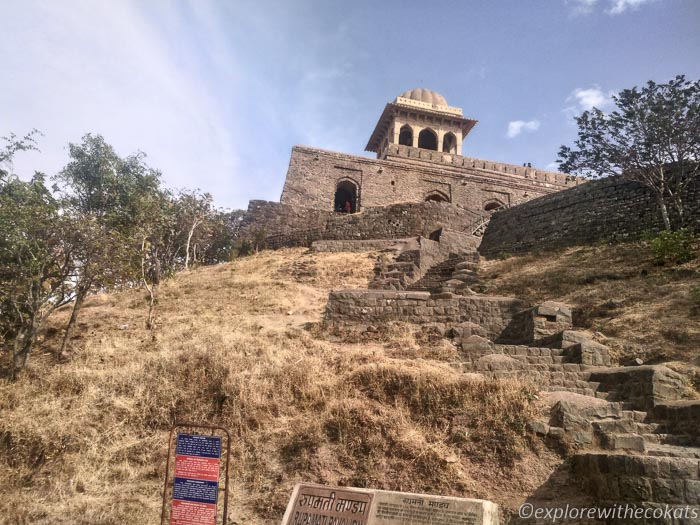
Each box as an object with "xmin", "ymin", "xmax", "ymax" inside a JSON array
[{"xmin": 2, "ymin": 0, "xmax": 699, "ymax": 210}]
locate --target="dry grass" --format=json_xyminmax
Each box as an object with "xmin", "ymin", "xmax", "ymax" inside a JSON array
[
  {"xmin": 481, "ymin": 242, "xmax": 700, "ymax": 364},
  {"xmin": 0, "ymin": 248, "xmax": 555, "ymax": 525}
]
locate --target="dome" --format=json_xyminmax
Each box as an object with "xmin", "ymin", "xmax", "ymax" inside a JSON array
[{"xmin": 399, "ymin": 88, "xmax": 448, "ymax": 106}]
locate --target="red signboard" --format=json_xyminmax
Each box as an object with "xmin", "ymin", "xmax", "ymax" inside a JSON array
[
  {"xmin": 174, "ymin": 455, "xmax": 220, "ymax": 482},
  {"xmin": 171, "ymin": 500, "xmax": 218, "ymax": 525},
  {"xmin": 161, "ymin": 425, "xmax": 230, "ymax": 525}
]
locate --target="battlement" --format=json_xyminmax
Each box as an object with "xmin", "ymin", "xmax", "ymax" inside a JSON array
[{"xmin": 384, "ymin": 144, "xmax": 582, "ymax": 187}]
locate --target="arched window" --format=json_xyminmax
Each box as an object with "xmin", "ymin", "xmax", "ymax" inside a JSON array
[
  {"xmin": 483, "ymin": 199, "xmax": 505, "ymax": 212},
  {"xmin": 398, "ymin": 125, "xmax": 413, "ymax": 146},
  {"xmin": 425, "ymin": 190, "xmax": 450, "ymax": 203},
  {"xmin": 442, "ymin": 132, "xmax": 457, "ymax": 154},
  {"xmin": 418, "ymin": 128, "xmax": 438, "ymax": 150},
  {"xmin": 334, "ymin": 179, "xmax": 358, "ymax": 213}
]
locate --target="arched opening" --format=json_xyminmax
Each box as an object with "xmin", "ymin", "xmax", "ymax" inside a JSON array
[
  {"xmin": 429, "ymin": 228, "xmax": 443, "ymax": 241},
  {"xmin": 483, "ymin": 199, "xmax": 505, "ymax": 212},
  {"xmin": 398, "ymin": 125, "xmax": 413, "ymax": 146},
  {"xmin": 418, "ymin": 128, "xmax": 438, "ymax": 150},
  {"xmin": 334, "ymin": 180, "xmax": 358, "ymax": 213},
  {"xmin": 425, "ymin": 190, "xmax": 450, "ymax": 203},
  {"xmin": 442, "ymin": 132, "xmax": 457, "ymax": 154}
]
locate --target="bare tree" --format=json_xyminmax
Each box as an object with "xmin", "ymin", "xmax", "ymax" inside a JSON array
[{"xmin": 559, "ymin": 75, "xmax": 700, "ymax": 230}]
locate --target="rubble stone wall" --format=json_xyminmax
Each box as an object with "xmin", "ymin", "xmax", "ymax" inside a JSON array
[
  {"xmin": 323, "ymin": 289, "xmax": 530, "ymax": 342},
  {"xmin": 241, "ymin": 200, "xmax": 481, "ymax": 250},
  {"xmin": 310, "ymin": 240, "xmax": 396, "ymax": 253},
  {"xmin": 480, "ymin": 176, "xmax": 700, "ymax": 257},
  {"xmin": 573, "ymin": 453, "xmax": 700, "ymax": 506}
]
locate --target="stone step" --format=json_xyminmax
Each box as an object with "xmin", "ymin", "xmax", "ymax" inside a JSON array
[
  {"xmin": 502, "ymin": 354, "xmax": 568, "ymax": 365},
  {"xmin": 492, "ymin": 345, "xmax": 569, "ymax": 358},
  {"xmin": 600, "ymin": 432, "xmax": 647, "ymax": 451},
  {"xmin": 592, "ymin": 418, "xmax": 661, "ymax": 434},
  {"xmin": 543, "ymin": 386, "xmax": 599, "ymax": 397},
  {"xmin": 641, "ymin": 433, "xmax": 700, "ymax": 447},
  {"xmin": 485, "ymin": 362, "xmax": 590, "ymax": 372},
  {"xmin": 645, "ymin": 443, "xmax": 700, "ymax": 458},
  {"xmin": 484, "ymin": 369, "xmax": 592, "ymax": 380}
]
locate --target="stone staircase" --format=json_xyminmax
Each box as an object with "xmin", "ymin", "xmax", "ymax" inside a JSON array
[
  {"xmin": 452, "ymin": 344, "xmax": 605, "ymax": 398},
  {"xmin": 323, "ymin": 233, "xmax": 700, "ymax": 522},
  {"xmin": 406, "ymin": 255, "xmax": 473, "ymax": 293}
]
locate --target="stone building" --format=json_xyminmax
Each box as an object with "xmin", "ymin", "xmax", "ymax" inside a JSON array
[{"xmin": 279, "ymin": 88, "xmax": 581, "ymax": 216}]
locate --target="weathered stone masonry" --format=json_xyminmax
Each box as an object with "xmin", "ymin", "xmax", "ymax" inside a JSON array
[
  {"xmin": 280, "ymin": 144, "xmax": 581, "ymax": 214},
  {"xmin": 480, "ymin": 176, "xmax": 700, "ymax": 257},
  {"xmin": 240, "ymin": 200, "xmax": 481, "ymax": 249},
  {"xmin": 323, "ymin": 290, "xmax": 530, "ymax": 343}
]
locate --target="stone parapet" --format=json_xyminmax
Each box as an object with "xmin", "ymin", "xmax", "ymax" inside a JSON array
[
  {"xmin": 240, "ymin": 200, "xmax": 480, "ymax": 250},
  {"xmin": 310, "ymin": 239, "xmax": 396, "ymax": 253},
  {"xmin": 480, "ymin": 175, "xmax": 700, "ymax": 257},
  {"xmin": 323, "ymin": 289, "xmax": 530, "ymax": 343}
]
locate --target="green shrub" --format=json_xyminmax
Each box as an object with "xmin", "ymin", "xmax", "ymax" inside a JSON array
[{"xmin": 645, "ymin": 229, "xmax": 696, "ymax": 265}]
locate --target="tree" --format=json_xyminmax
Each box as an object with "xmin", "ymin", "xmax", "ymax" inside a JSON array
[
  {"xmin": 173, "ymin": 190, "xmax": 213, "ymax": 269},
  {"xmin": 53, "ymin": 135, "xmax": 165, "ymax": 352},
  {"xmin": 0, "ymin": 130, "xmax": 40, "ymax": 179},
  {"xmin": 558, "ymin": 75, "xmax": 700, "ymax": 231},
  {"xmin": 0, "ymin": 166, "xmax": 75, "ymax": 376}
]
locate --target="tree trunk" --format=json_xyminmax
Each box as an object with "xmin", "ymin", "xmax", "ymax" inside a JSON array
[
  {"xmin": 12, "ymin": 321, "xmax": 38, "ymax": 379},
  {"xmin": 656, "ymin": 193, "xmax": 672, "ymax": 231},
  {"xmin": 146, "ymin": 283, "xmax": 158, "ymax": 330},
  {"xmin": 185, "ymin": 222, "xmax": 197, "ymax": 270},
  {"xmin": 59, "ymin": 286, "xmax": 87, "ymax": 357},
  {"xmin": 145, "ymin": 256, "xmax": 161, "ymax": 330}
]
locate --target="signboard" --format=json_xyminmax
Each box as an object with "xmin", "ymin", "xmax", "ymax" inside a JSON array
[
  {"xmin": 281, "ymin": 484, "xmax": 499, "ymax": 525},
  {"xmin": 171, "ymin": 433, "xmax": 222, "ymax": 525},
  {"xmin": 282, "ymin": 484, "xmax": 373, "ymax": 525},
  {"xmin": 161, "ymin": 424, "xmax": 230, "ymax": 525}
]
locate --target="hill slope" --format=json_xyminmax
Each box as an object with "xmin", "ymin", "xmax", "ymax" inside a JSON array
[{"xmin": 1, "ymin": 243, "xmax": 697, "ymax": 524}]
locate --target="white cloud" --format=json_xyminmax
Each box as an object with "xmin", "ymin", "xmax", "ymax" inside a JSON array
[
  {"xmin": 1, "ymin": 0, "xmax": 242, "ymax": 205},
  {"xmin": 566, "ymin": 0, "xmax": 655, "ymax": 15},
  {"xmin": 566, "ymin": 86, "xmax": 615, "ymax": 113},
  {"xmin": 567, "ymin": 0, "xmax": 599, "ymax": 16},
  {"xmin": 607, "ymin": 0, "xmax": 653, "ymax": 14},
  {"xmin": 506, "ymin": 119, "xmax": 541, "ymax": 139},
  {"xmin": 1, "ymin": 1, "xmax": 368, "ymax": 209}
]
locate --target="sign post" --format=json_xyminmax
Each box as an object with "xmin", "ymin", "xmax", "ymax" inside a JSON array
[{"xmin": 161, "ymin": 423, "xmax": 231, "ymax": 525}]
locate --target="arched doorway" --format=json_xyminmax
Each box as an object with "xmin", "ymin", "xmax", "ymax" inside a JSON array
[
  {"xmin": 418, "ymin": 128, "xmax": 438, "ymax": 150},
  {"xmin": 334, "ymin": 180, "xmax": 358, "ymax": 213},
  {"xmin": 425, "ymin": 190, "xmax": 450, "ymax": 203},
  {"xmin": 442, "ymin": 132, "xmax": 457, "ymax": 154},
  {"xmin": 398, "ymin": 125, "xmax": 413, "ymax": 146},
  {"xmin": 483, "ymin": 199, "xmax": 505, "ymax": 212}
]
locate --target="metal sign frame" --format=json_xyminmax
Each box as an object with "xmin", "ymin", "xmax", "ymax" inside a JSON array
[{"xmin": 161, "ymin": 423, "xmax": 231, "ymax": 525}]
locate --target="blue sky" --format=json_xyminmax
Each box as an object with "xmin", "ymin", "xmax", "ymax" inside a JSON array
[{"xmin": 2, "ymin": 0, "xmax": 699, "ymax": 210}]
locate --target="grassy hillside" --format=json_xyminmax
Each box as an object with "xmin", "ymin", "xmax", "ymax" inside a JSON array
[
  {"xmin": 0, "ymin": 249, "xmax": 554, "ymax": 525},
  {"xmin": 481, "ymin": 242, "xmax": 700, "ymax": 368},
  {"xmin": 1, "ymin": 242, "xmax": 697, "ymax": 524}
]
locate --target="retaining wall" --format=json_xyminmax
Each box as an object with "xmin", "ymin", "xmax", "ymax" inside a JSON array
[
  {"xmin": 323, "ymin": 290, "xmax": 530, "ymax": 343},
  {"xmin": 480, "ymin": 176, "xmax": 700, "ymax": 258}
]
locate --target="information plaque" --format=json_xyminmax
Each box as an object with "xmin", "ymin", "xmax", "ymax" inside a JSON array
[
  {"xmin": 171, "ymin": 433, "xmax": 222, "ymax": 525},
  {"xmin": 161, "ymin": 424, "xmax": 230, "ymax": 525}
]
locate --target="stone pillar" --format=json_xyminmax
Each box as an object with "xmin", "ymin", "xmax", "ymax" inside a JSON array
[
  {"xmin": 437, "ymin": 130, "xmax": 445, "ymax": 153},
  {"xmin": 392, "ymin": 119, "xmax": 401, "ymax": 145},
  {"xmin": 456, "ymin": 133, "xmax": 463, "ymax": 155},
  {"xmin": 412, "ymin": 126, "xmax": 419, "ymax": 148}
]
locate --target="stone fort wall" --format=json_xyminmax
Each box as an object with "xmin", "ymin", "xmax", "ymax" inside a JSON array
[
  {"xmin": 479, "ymin": 176, "xmax": 700, "ymax": 258},
  {"xmin": 240, "ymin": 200, "xmax": 481, "ymax": 249},
  {"xmin": 280, "ymin": 145, "xmax": 582, "ymax": 214}
]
